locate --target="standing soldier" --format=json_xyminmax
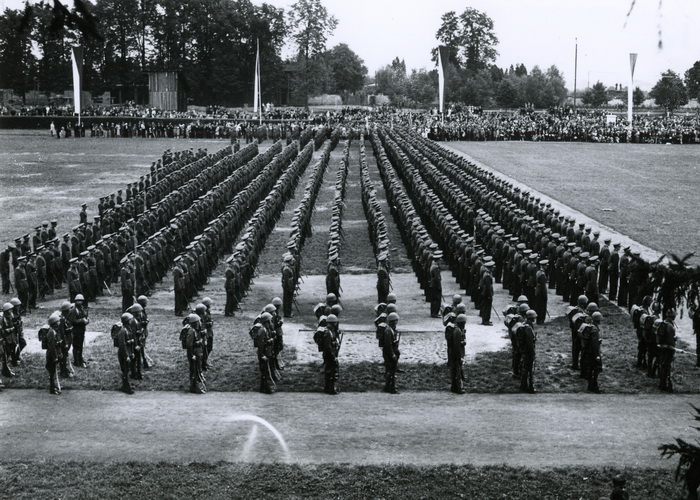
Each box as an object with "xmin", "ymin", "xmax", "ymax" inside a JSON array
[
  {"xmin": 657, "ymin": 309, "xmax": 677, "ymax": 392},
  {"xmin": 480, "ymin": 261, "xmax": 495, "ymax": 325},
  {"xmin": 15, "ymin": 257, "xmax": 29, "ymax": 314},
  {"xmin": 598, "ymin": 238, "xmax": 611, "ymax": 294},
  {"xmin": 618, "ymin": 246, "xmax": 632, "ymax": 307},
  {"xmin": 80, "ymin": 203, "xmax": 88, "ymax": 224},
  {"xmin": 67, "ymin": 257, "xmax": 81, "ymax": 302},
  {"xmin": 586, "ymin": 312, "xmax": 604, "ymax": 393},
  {"xmin": 517, "ymin": 309, "xmax": 538, "ymax": 393},
  {"xmin": 116, "ymin": 312, "xmax": 135, "ymax": 394},
  {"xmin": 382, "ymin": 311, "xmax": 401, "ymax": 394},
  {"xmin": 224, "ymin": 257, "xmax": 236, "ymax": 317},
  {"xmin": 1, "ymin": 245, "xmax": 12, "ymax": 294},
  {"xmin": 173, "ymin": 256, "xmax": 187, "ymax": 316},
  {"xmin": 326, "ymin": 255, "xmax": 341, "ymax": 299},
  {"xmin": 1, "ymin": 303, "xmax": 16, "ymax": 378},
  {"xmin": 608, "ymin": 242, "xmax": 620, "ymax": 301},
  {"xmin": 201, "ymin": 297, "xmax": 214, "ymax": 370},
  {"xmin": 58, "ymin": 301, "xmax": 75, "ymax": 378},
  {"xmin": 271, "ymin": 297, "xmax": 285, "ymax": 371},
  {"xmin": 281, "ymin": 254, "xmax": 295, "ymax": 318},
  {"xmin": 255, "ymin": 312, "xmax": 277, "ymax": 394},
  {"xmin": 185, "ymin": 313, "xmax": 206, "ymax": 394},
  {"xmin": 120, "ymin": 256, "xmax": 135, "ymax": 313},
  {"xmin": 448, "ymin": 313, "xmax": 467, "ymax": 394},
  {"xmin": 126, "ymin": 303, "xmax": 144, "ymax": 380},
  {"xmin": 534, "ymin": 260, "xmax": 548, "ymax": 325},
  {"xmin": 376, "ymin": 254, "xmax": 391, "ymax": 304},
  {"xmin": 643, "ymin": 301, "xmax": 662, "ymax": 378},
  {"xmin": 44, "ymin": 315, "xmax": 63, "ymax": 394},
  {"xmin": 135, "ymin": 295, "xmax": 151, "ymax": 369},
  {"xmin": 9, "ymin": 298, "xmax": 25, "ymax": 366},
  {"xmin": 69, "ymin": 294, "xmax": 89, "ymax": 368},
  {"xmin": 26, "ymin": 253, "xmax": 38, "ymax": 310},
  {"xmin": 585, "ymin": 255, "xmax": 600, "ymax": 305},
  {"xmin": 322, "ymin": 314, "xmax": 342, "ymax": 395},
  {"xmin": 429, "ymin": 251, "xmax": 443, "ymax": 318}
]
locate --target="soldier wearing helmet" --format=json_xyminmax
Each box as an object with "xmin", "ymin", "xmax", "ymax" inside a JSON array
[
  {"xmin": 136, "ymin": 295, "xmax": 152, "ymax": 369},
  {"xmin": 586, "ymin": 311, "xmax": 604, "ymax": 393},
  {"xmin": 58, "ymin": 301, "xmax": 75, "ymax": 378},
  {"xmin": 281, "ymin": 255, "xmax": 295, "ymax": 318},
  {"xmin": 270, "ymin": 297, "xmax": 285, "ymax": 370},
  {"xmin": 69, "ymin": 294, "xmax": 89, "ymax": 368},
  {"xmin": 322, "ymin": 314, "xmax": 341, "ymax": 394},
  {"xmin": 257, "ymin": 312, "xmax": 277, "ymax": 394},
  {"xmin": 9, "ymin": 298, "xmax": 25, "ymax": 366},
  {"xmin": 46, "ymin": 314, "xmax": 64, "ymax": 394},
  {"xmin": 1, "ymin": 302, "xmax": 16, "ymax": 378},
  {"xmin": 117, "ymin": 312, "xmax": 136, "ymax": 394},
  {"xmin": 199, "ymin": 299, "xmax": 214, "ymax": 371},
  {"xmin": 657, "ymin": 309, "xmax": 677, "ymax": 392},
  {"xmin": 442, "ymin": 294, "xmax": 462, "ymax": 325},
  {"xmin": 185, "ymin": 313, "xmax": 206, "ymax": 394},
  {"xmin": 448, "ymin": 314, "xmax": 467, "ymax": 394},
  {"xmin": 516, "ymin": 310, "xmax": 538, "ymax": 393},
  {"xmin": 566, "ymin": 295, "xmax": 588, "ymax": 371},
  {"xmin": 127, "ymin": 302, "xmax": 145, "ymax": 379},
  {"xmin": 502, "ymin": 295, "xmax": 529, "ymax": 318},
  {"xmin": 383, "ymin": 312, "xmax": 401, "ymax": 394}
]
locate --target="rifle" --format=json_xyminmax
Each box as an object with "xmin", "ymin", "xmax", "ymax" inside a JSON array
[
  {"xmin": 293, "ymin": 297, "xmax": 301, "ymax": 314},
  {"xmin": 491, "ymin": 304, "xmax": 501, "ymax": 321},
  {"xmin": 103, "ymin": 281, "xmax": 112, "ymax": 296}
]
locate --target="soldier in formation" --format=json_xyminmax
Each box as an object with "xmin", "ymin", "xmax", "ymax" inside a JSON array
[
  {"xmin": 446, "ymin": 312, "xmax": 467, "ymax": 394},
  {"xmin": 382, "ymin": 312, "xmax": 401, "ymax": 394}
]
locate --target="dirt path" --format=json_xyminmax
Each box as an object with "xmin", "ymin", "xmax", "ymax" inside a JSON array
[{"xmin": 0, "ymin": 389, "xmax": 692, "ymax": 467}]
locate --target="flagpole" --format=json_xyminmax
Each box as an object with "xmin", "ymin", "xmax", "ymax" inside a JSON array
[{"xmin": 628, "ymin": 53, "xmax": 637, "ymax": 136}]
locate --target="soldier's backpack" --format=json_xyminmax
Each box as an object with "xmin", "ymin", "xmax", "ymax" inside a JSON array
[
  {"xmin": 630, "ymin": 304, "xmax": 644, "ymax": 329},
  {"xmin": 642, "ymin": 314, "xmax": 658, "ymax": 342},
  {"xmin": 566, "ymin": 306, "xmax": 579, "ymax": 328},
  {"xmin": 110, "ymin": 323, "xmax": 121, "ymax": 348},
  {"xmin": 503, "ymin": 305, "xmax": 518, "ymax": 317},
  {"xmin": 313, "ymin": 327, "xmax": 326, "ymax": 352},
  {"xmin": 571, "ymin": 312, "xmax": 588, "ymax": 335},
  {"xmin": 38, "ymin": 327, "xmax": 49, "ymax": 350},
  {"xmin": 179, "ymin": 326, "xmax": 189, "ymax": 349},
  {"xmin": 504, "ymin": 313, "xmax": 521, "ymax": 331},
  {"xmin": 248, "ymin": 325, "xmax": 260, "ymax": 348},
  {"xmin": 376, "ymin": 322, "xmax": 387, "ymax": 347}
]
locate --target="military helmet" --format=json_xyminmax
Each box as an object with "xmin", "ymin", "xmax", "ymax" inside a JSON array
[
  {"xmin": 455, "ymin": 303, "xmax": 467, "ymax": 313},
  {"xmin": 128, "ymin": 303, "xmax": 143, "ymax": 313},
  {"xmin": 2, "ymin": 302, "xmax": 13, "ymax": 312},
  {"xmin": 60, "ymin": 301, "xmax": 72, "ymax": 312},
  {"xmin": 517, "ymin": 295, "xmax": 529, "ymax": 303},
  {"xmin": 386, "ymin": 303, "xmax": 398, "ymax": 313},
  {"xmin": 386, "ymin": 293, "xmax": 397, "ymax": 303},
  {"xmin": 586, "ymin": 302, "xmax": 599, "ymax": 313},
  {"xmin": 264, "ymin": 303, "xmax": 276, "ymax": 313},
  {"xmin": 326, "ymin": 293, "xmax": 337, "ymax": 304},
  {"xmin": 577, "ymin": 295, "xmax": 589, "ymax": 307},
  {"xmin": 642, "ymin": 295, "xmax": 653, "ymax": 308},
  {"xmin": 518, "ymin": 303, "xmax": 530, "ymax": 314},
  {"xmin": 452, "ymin": 294, "xmax": 462, "ymax": 303},
  {"xmin": 74, "ymin": 294, "xmax": 85, "ymax": 302},
  {"xmin": 591, "ymin": 312, "xmax": 603, "ymax": 322},
  {"xmin": 326, "ymin": 314, "xmax": 338, "ymax": 324},
  {"xmin": 121, "ymin": 312, "xmax": 134, "ymax": 323},
  {"xmin": 48, "ymin": 314, "xmax": 61, "ymax": 325},
  {"xmin": 666, "ymin": 309, "xmax": 677, "ymax": 319},
  {"xmin": 526, "ymin": 310, "xmax": 537, "ymax": 320},
  {"xmin": 202, "ymin": 297, "xmax": 213, "ymax": 306},
  {"xmin": 456, "ymin": 313, "xmax": 468, "ymax": 323},
  {"xmin": 195, "ymin": 303, "xmax": 206, "ymax": 313},
  {"xmin": 260, "ymin": 312, "xmax": 273, "ymax": 322},
  {"xmin": 651, "ymin": 301, "xmax": 661, "ymax": 313},
  {"xmin": 137, "ymin": 295, "xmax": 148, "ymax": 305},
  {"xmin": 330, "ymin": 304, "xmax": 342, "ymax": 315},
  {"xmin": 272, "ymin": 297, "xmax": 283, "ymax": 306},
  {"xmin": 387, "ymin": 312, "xmax": 399, "ymax": 322},
  {"xmin": 10, "ymin": 297, "xmax": 21, "ymax": 307}
]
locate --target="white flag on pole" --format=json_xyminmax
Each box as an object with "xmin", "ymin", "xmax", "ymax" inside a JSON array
[
  {"xmin": 437, "ymin": 46, "xmax": 445, "ymax": 114},
  {"xmin": 71, "ymin": 46, "xmax": 83, "ymax": 116},
  {"xmin": 253, "ymin": 40, "xmax": 261, "ymax": 114}
]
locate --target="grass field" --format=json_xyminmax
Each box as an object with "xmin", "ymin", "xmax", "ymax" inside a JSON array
[
  {"xmin": 0, "ymin": 462, "xmax": 683, "ymax": 499},
  {"xmin": 447, "ymin": 141, "xmax": 700, "ymax": 264}
]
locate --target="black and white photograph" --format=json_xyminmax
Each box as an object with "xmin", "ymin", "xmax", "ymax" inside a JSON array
[{"xmin": 1, "ymin": 0, "xmax": 700, "ymax": 498}]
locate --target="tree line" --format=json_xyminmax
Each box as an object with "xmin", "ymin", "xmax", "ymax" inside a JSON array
[{"xmin": 0, "ymin": 0, "xmax": 367, "ymax": 107}]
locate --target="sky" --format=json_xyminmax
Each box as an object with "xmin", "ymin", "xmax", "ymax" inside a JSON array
[{"xmin": 3, "ymin": 0, "xmax": 699, "ymax": 91}]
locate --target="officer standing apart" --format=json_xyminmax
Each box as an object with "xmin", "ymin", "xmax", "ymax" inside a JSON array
[
  {"xmin": 323, "ymin": 314, "xmax": 342, "ymax": 395},
  {"xmin": 429, "ymin": 251, "xmax": 443, "ymax": 318},
  {"xmin": 517, "ymin": 310, "xmax": 538, "ymax": 393},
  {"xmin": 448, "ymin": 313, "xmax": 467, "ymax": 394},
  {"xmin": 382, "ymin": 312, "xmax": 400, "ymax": 394}
]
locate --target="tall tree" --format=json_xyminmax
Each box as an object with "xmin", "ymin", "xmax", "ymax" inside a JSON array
[
  {"xmin": 0, "ymin": 5, "xmax": 37, "ymax": 100},
  {"xmin": 434, "ymin": 7, "xmax": 498, "ymax": 72},
  {"xmin": 650, "ymin": 70, "xmax": 688, "ymax": 113},
  {"xmin": 684, "ymin": 61, "xmax": 700, "ymax": 101},
  {"xmin": 633, "ymin": 86, "xmax": 646, "ymax": 106},
  {"xmin": 581, "ymin": 81, "xmax": 608, "ymax": 108},
  {"xmin": 326, "ymin": 43, "xmax": 367, "ymax": 98}
]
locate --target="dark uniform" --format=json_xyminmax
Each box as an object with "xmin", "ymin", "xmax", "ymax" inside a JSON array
[
  {"xmin": 322, "ymin": 316, "xmax": 341, "ymax": 395},
  {"xmin": 516, "ymin": 311, "xmax": 537, "ymax": 393},
  {"xmin": 448, "ymin": 316, "xmax": 466, "ymax": 394},
  {"xmin": 429, "ymin": 255, "xmax": 442, "ymax": 318},
  {"xmin": 657, "ymin": 312, "xmax": 677, "ymax": 392},
  {"xmin": 382, "ymin": 315, "xmax": 400, "ymax": 394}
]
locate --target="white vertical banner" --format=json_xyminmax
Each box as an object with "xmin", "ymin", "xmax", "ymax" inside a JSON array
[
  {"xmin": 253, "ymin": 39, "xmax": 261, "ymax": 116},
  {"xmin": 71, "ymin": 46, "xmax": 83, "ymax": 120},
  {"xmin": 437, "ymin": 46, "xmax": 445, "ymax": 115},
  {"xmin": 438, "ymin": 45, "xmax": 445, "ymax": 114},
  {"xmin": 628, "ymin": 53, "xmax": 637, "ymax": 128}
]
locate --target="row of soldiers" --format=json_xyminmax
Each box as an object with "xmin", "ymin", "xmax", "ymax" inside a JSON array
[
  {"xmin": 279, "ymin": 132, "xmax": 339, "ymax": 318},
  {"xmin": 373, "ymin": 295, "xmax": 401, "ymax": 393},
  {"xmin": 324, "ymin": 140, "xmax": 350, "ymax": 301},
  {"xmin": 7, "ymin": 295, "xmax": 91, "ymax": 394},
  {"xmin": 358, "ymin": 137, "xmax": 393, "ymax": 304},
  {"xmin": 313, "ymin": 293, "xmax": 345, "ymax": 394},
  {"xmin": 249, "ymin": 299, "xmax": 285, "ymax": 394},
  {"xmin": 112, "ymin": 296, "xmax": 154, "ymax": 394}
]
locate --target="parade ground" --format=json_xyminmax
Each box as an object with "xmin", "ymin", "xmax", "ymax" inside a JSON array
[{"xmin": 1, "ymin": 130, "xmax": 699, "ymax": 498}]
